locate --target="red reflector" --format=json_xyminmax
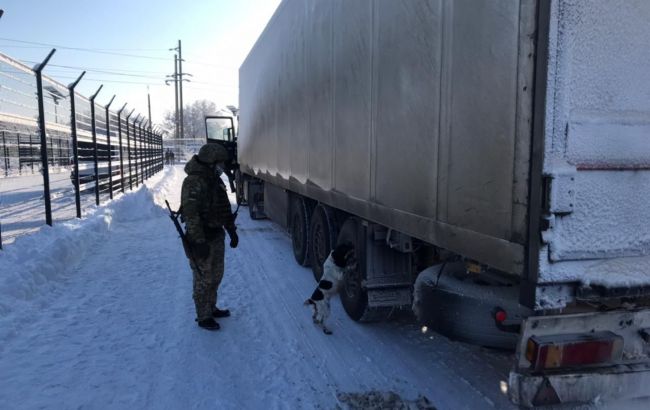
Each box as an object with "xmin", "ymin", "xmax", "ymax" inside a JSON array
[
  {"xmin": 526, "ymin": 331, "xmax": 623, "ymax": 371},
  {"xmin": 495, "ymin": 310, "xmax": 507, "ymax": 323}
]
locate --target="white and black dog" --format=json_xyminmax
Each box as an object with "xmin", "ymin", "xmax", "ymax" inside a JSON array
[{"xmin": 304, "ymin": 243, "xmax": 354, "ymax": 335}]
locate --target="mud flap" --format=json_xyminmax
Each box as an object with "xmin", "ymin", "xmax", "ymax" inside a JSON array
[{"xmin": 363, "ymin": 223, "xmax": 412, "ymax": 310}]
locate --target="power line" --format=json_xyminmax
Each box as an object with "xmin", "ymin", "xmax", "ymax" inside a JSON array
[
  {"xmin": 6, "ymin": 61, "xmax": 236, "ymax": 88},
  {"xmin": 21, "ymin": 61, "xmax": 169, "ymax": 75},
  {"xmin": 41, "ymin": 68, "xmax": 164, "ymax": 80},
  {"xmin": 1, "ymin": 41, "xmax": 169, "ymax": 52},
  {"xmin": 23, "ymin": 62, "xmax": 236, "ymax": 84},
  {"xmin": 1, "ymin": 38, "xmax": 235, "ymax": 68},
  {"xmin": 46, "ymin": 74, "xmax": 237, "ymax": 89},
  {"xmin": 22, "ymin": 66, "xmax": 165, "ymax": 80},
  {"xmin": 182, "ymin": 57, "xmax": 236, "ymax": 69},
  {"xmin": 0, "ymin": 37, "xmax": 170, "ymax": 61},
  {"xmin": 45, "ymin": 75, "xmax": 165, "ymax": 86}
]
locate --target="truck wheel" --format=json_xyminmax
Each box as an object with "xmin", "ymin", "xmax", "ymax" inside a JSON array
[
  {"xmin": 337, "ymin": 217, "xmax": 392, "ymax": 322},
  {"xmin": 309, "ymin": 204, "xmax": 338, "ymax": 282},
  {"xmin": 290, "ymin": 196, "xmax": 311, "ymax": 266},
  {"xmin": 247, "ymin": 180, "xmax": 265, "ymax": 220},
  {"xmin": 235, "ymin": 170, "xmax": 247, "ymax": 206}
]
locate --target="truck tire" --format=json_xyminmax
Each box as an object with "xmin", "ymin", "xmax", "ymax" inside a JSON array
[
  {"xmin": 337, "ymin": 217, "xmax": 392, "ymax": 322},
  {"xmin": 309, "ymin": 204, "xmax": 338, "ymax": 282},
  {"xmin": 290, "ymin": 196, "xmax": 311, "ymax": 266},
  {"xmin": 235, "ymin": 170, "xmax": 247, "ymax": 206}
]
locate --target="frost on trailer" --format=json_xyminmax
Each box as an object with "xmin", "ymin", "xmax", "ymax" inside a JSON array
[{"xmin": 536, "ymin": 0, "xmax": 650, "ymax": 295}]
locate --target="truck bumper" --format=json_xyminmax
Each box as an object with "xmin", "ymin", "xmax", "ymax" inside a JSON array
[
  {"xmin": 510, "ymin": 309, "xmax": 650, "ymax": 407},
  {"xmin": 509, "ymin": 363, "xmax": 650, "ymax": 407}
]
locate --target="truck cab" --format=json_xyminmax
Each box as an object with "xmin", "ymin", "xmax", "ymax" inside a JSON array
[{"xmin": 205, "ymin": 115, "xmax": 239, "ymax": 196}]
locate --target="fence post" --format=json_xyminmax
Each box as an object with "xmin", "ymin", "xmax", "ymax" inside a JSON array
[
  {"xmin": 133, "ymin": 116, "xmax": 141, "ymax": 187},
  {"xmin": 137, "ymin": 118, "xmax": 146, "ymax": 184},
  {"xmin": 144, "ymin": 126, "xmax": 149, "ymax": 179},
  {"xmin": 2, "ymin": 131, "xmax": 8, "ymax": 176},
  {"xmin": 67, "ymin": 71, "xmax": 86, "ymax": 219},
  {"xmin": 104, "ymin": 95, "xmax": 116, "ymax": 200},
  {"xmin": 158, "ymin": 133, "xmax": 161, "ymax": 172},
  {"xmin": 136, "ymin": 120, "xmax": 142, "ymax": 184},
  {"xmin": 160, "ymin": 133, "xmax": 163, "ymax": 172},
  {"xmin": 142, "ymin": 123, "xmax": 146, "ymax": 180},
  {"xmin": 150, "ymin": 129, "xmax": 153, "ymax": 175},
  {"xmin": 154, "ymin": 130, "xmax": 158, "ymax": 173},
  {"xmin": 139, "ymin": 118, "xmax": 145, "ymax": 184},
  {"xmin": 140, "ymin": 121, "xmax": 146, "ymax": 183},
  {"xmin": 33, "ymin": 48, "xmax": 56, "ymax": 226},
  {"xmin": 57, "ymin": 136, "xmax": 62, "ymax": 167},
  {"xmin": 17, "ymin": 133, "xmax": 21, "ymax": 174},
  {"xmin": 151, "ymin": 130, "xmax": 155, "ymax": 175},
  {"xmin": 116, "ymin": 103, "xmax": 127, "ymax": 193},
  {"xmin": 145, "ymin": 121, "xmax": 150, "ymax": 180},
  {"xmin": 153, "ymin": 131, "xmax": 157, "ymax": 174},
  {"xmin": 89, "ymin": 84, "xmax": 103, "ymax": 206},
  {"xmin": 154, "ymin": 131, "xmax": 158, "ymax": 173},
  {"xmin": 125, "ymin": 109, "xmax": 135, "ymax": 190}
]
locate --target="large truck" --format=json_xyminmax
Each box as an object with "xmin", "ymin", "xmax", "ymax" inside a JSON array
[{"xmin": 206, "ymin": 0, "xmax": 650, "ymax": 406}]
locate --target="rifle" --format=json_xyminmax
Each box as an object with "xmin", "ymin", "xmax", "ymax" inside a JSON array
[{"xmin": 165, "ymin": 200, "xmax": 204, "ymax": 274}]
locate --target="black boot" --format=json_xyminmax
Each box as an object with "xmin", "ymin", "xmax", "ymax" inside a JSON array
[
  {"xmin": 213, "ymin": 307, "xmax": 231, "ymax": 318},
  {"xmin": 197, "ymin": 318, "xmax": 220, "ymax": 330}
]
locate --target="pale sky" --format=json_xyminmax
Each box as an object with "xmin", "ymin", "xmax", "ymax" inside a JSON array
[{"xmin": 0, "ymin": 0, "xmax": 281, "ymax": 127}]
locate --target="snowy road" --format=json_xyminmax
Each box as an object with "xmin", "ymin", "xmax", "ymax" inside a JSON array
[{"xmin": 1, "ymin": 166, "xmax": 520, "ymax": 409}]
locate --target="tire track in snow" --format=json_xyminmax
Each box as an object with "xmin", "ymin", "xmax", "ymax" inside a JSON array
[{"xmin": 227, "ymin": 199, "xmax": 514, "ymax": 409}]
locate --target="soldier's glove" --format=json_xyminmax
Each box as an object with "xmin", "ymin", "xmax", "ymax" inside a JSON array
[
  {"xmin": 192, "ymin": 241, "xmax": 210, "ymax": 259},
  {"xmin": 226, "ymin": 227, "xmax": 239, "ymax": 249}
]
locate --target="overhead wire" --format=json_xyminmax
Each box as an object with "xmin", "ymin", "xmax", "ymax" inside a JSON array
[
  {"xmin": 0, "ymin": 38, "xmax": 170, "ymax": 60},
  {"xmin": 9, "ymin": 60, "xmax": 237, "ymax": 88},
  {"xmin": 1, "ymin": 38, "xmax": 235, "ymax": 68}
]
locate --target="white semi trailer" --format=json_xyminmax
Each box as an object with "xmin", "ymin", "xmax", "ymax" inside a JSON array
[{"xmin": 206, "ymin": 0, "xmax": 650, "ymax": 406}]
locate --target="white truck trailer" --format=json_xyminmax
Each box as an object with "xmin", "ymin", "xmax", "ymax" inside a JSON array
[{"xmin": 206, "ymin": 0, "xmax": 650, "ymax": 406}]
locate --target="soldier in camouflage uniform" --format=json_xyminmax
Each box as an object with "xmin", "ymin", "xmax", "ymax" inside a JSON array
[{"xmin": 181, "ymin": 144, "xmax": 239, "ymax": 330}]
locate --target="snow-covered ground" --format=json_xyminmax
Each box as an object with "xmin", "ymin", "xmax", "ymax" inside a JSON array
[
  {"xmin": 0, "ymin": 168, "xmax": 101, "ymax": 245},
  {"xmin": 0, "ymin": 166, "xmax": 644, "ymax": 409}
]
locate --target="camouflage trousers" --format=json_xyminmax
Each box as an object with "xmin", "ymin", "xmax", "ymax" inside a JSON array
[{"xmin": 187, "ymin": 230, "xmax": 225, "ymax": 321}]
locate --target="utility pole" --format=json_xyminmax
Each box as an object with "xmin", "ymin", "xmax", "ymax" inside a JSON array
[
  {"xmin": 178, "ymin": 40, "xmax": 184, "ymax": 139},
  {"xmin": 169, "ymin": 40, "xmax": 191, "ymax": 139},
  {"xmin": 166, "ymin": 55, "xmax": 179, "ymax": 139}
]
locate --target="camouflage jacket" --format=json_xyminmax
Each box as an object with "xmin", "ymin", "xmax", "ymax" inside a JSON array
[{"xmin": 180, "ymin": 155, "xmax": 235, "ymax": 243}]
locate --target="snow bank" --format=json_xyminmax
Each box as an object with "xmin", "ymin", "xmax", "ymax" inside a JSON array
[{"xmin": 0, "ymin": 167, "xmax": 175, "ymax": 317}]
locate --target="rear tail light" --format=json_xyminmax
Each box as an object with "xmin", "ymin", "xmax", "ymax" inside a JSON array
[
  {"xmin": 525, "ymin": 331, "xmax": 623, "ymax": 371},
  {"xmin": 494, "ymin": 309, "xmax": 507, "ymax": 323}
]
